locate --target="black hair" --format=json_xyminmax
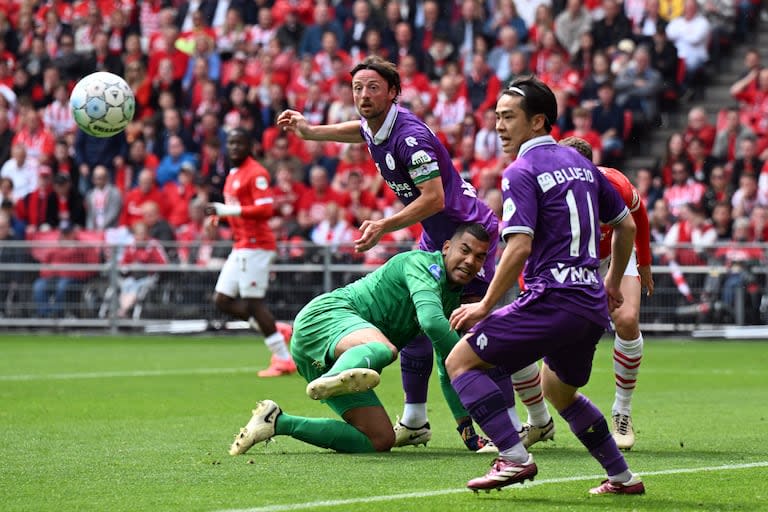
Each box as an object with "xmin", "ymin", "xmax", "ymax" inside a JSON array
[
  {"xmin": 500, "ymin": 75, "xmax": 558, "ymax": 133},
  {"xmin": 227, "ymin": 127, "xmax": 251, "ymax": 142},
  {"xmin": 350, "ymin": 56, "xmax": 401, "ymax": 102},
  {"xmin": 452, "ymin": 223, "xmax": 490, "ymax": 243}
]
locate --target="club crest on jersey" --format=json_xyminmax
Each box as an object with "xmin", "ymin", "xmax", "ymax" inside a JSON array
[
  {"xmin": 428, "ymin": 263, "xmax": 442, "ymax": 280},
  {"xmin": 537, "ymin": 172, "xmax": 556, "ymax": 193},
  {"xmin": 385, "ymin": 153, "xmax": 396, "ymax": 170},
  {"xmin": 255, "ymin": 176, "xmax": 269, "ymax": 190},
  {"xmin": 405, "ymin": 136, "xmax": 417, "ymax": 147},
  {"xmin": 232, "ymin": 179, "xmax": 240, "ymax": 190},
  {"xmin": 502, "ymin": 198, "xmax": 516, "ymax": 221}
]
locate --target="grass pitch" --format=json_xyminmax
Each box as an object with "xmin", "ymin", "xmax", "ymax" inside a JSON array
[{"xmin": 1, "ymin": 334, "xmax": 767, "ymax": 512}]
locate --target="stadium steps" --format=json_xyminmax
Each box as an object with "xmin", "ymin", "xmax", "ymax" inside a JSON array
[{"xmin": 621, "ymin": 16, "xmax": 767, "ymax": 176}]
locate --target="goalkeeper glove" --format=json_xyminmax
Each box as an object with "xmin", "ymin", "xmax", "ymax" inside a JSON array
[{"xmin": 209, "ymin": 202, "xmax": 241, "ymax": 217}]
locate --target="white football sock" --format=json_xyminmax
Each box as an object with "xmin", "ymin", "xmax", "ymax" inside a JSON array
[
  {"xmin": 511, "ymin": 363, "xmax": 552, "ymax": 427},
  {"xmin": 264, "ymin": 330, "xmax": 291, "ymax": 360},
  {"xmin": 400, "ymin": 403, "xmax": 428, "ymax": 427},
  {"xmin": 499, "ymin": 442, "xmax": 529, "ymax": 463},
  {"xmin": 612, "ymin": 333, "xmax": 643, "ymax": 416}
]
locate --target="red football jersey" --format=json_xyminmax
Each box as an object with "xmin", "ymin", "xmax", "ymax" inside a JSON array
[
  {"xmin": 222, "ymin": 157, "xmax": 276, "ymax": 250},
  {"xmin": 599, "ymin": 166, "xmax": 651, "ymax": 266}
]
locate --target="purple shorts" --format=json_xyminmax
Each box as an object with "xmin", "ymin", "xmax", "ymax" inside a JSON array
[{"xmin": 466, "ymin": 290, "xmax": 605, "ymax": 388}]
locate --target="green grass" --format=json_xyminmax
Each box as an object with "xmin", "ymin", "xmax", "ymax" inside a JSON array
[{"xmin": 1, "ymin": 334, "xmax": 767, "ymax": 512}]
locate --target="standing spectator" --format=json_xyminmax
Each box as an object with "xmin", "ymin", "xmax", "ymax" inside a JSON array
[
  {"xmin": 592, "ymin": 0, "xmax": 634, "ymax": 53},
  {"xmin": 649, "ymin": 24, "xmax": 680, "ymax": 108},
  {"xmin": 85, "ymin": 165, "xmax": 122, "ymax": 231},
  {"xmin": 204, "ymin": 128, "xmax": 296, "ymax": 377},
  {"xmin": 665, "ymin": 0, "xmax": 711, "ymax": 97},
  {"xmin": 634, "ymin": 0, "xmax": 667, "ymax": 44}
]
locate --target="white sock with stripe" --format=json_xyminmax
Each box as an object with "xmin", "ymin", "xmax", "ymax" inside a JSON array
[
  {"xmin": 612, "ymin": 333, "xmax": 643, "ymax": 416},
  {"xmin": 264, "ymin": 330, "xmax": 291, "ymax": 360},
  {"xmin": 511, "ymin": 363, "xmax": 551, "ymax": 427}
]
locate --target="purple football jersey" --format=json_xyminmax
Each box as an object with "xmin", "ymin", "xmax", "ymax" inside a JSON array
[
  {"xmin": 500, "ymin": 136, "xmax": 629, "ymax": 326},
  {"xmin": 360, "ymin": 105, "xmax": 498, "ymax": 284}
]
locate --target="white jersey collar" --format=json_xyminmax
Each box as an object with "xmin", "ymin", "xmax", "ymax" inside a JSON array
[
  {"xmin": 362, "ymin": 104, "xmax": 399, "ymax": 145},
  {"xmin": 518, "ymin": 135, "xmax": 557, "ymax": 158}
]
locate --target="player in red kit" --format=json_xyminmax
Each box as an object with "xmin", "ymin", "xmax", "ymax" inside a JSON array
[
  {"xmin": 205, "ymin": 128, "xmax": 297, "ymax": 377},
  {"xmin": 510, "ymin": 136, "xmax": 654, "ymax": 452}
]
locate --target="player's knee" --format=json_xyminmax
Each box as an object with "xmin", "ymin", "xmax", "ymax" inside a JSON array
[
  {"xmin": 213, "ymin": 292, "xmax": 231, "ymax": 311},
  {"xmin": 370, "ymin": 430, "xmax": 395, "ymax": 452},
  {"xmin": 613, "ymin": 308, "xmax": 640, "ymax": 339}
]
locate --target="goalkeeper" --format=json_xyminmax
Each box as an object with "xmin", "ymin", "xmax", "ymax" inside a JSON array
[{"xmin": 228, "ymin": 223, "xmax": 490, "ymax": 454}]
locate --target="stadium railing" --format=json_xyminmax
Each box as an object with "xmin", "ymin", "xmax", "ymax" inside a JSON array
[{"xmin": 1, "ymin": 240, "xmax": 766, "ymax": 334}]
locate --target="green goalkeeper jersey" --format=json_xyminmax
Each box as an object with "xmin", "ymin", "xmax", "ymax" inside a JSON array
[{"xmin": 330, "ymin": 250, "xmax": 462, "ymax": 359}]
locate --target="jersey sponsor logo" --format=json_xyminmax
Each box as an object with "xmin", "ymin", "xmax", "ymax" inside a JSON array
[
  {"xmin": 405, "ymin": 136, "xmax": 418, "ymax": 147},
  {"xmin": 475, "ymin": 333, "xmax": 488, "ymax": 350},
  {"xmin": 537, "ymin": 172, "xmax": 556, "ymax": 193},
  {"xmin": 550, "ymin": 263, "xmax": 599, "ymax": 285},
  {"xmin": 502, "ymin": 198, "xmax": 516, "ymax": 221},
  {"xmin": 410, "ymin": 150, "xmax": 432, "ymax": 167},
  {"xmin": 255, "ymin": 176, "xmax": 269, "ymax": 190},
  {"xmin": 385, "ymin": 153, "xmax": 396, "ymax": 170},
  {"xmin": 385, "ymin": 179, "xmax": 413, "ymax": 197},
  {"xmin": 428, "ymin": 263, "xmax": 442, "ymax": 280}
]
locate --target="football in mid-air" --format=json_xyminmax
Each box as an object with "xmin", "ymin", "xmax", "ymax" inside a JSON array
[{"xmin": 69, "ymin": 71, "xmax": 135, "ymax": 138}]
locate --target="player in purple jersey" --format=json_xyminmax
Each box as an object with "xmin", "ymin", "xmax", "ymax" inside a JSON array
[
  {"xmin": 277, "ymin": 56, "xmax": 498, "ymax": 452},
  {"xmin": 445, "ymin": 76, "xmax": 646, "ymax": 495}
]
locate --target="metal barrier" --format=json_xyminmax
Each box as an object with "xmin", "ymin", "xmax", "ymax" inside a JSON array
[{"xmin": 1, "ymin": 239, "xmax": 766, "ymax": 333}]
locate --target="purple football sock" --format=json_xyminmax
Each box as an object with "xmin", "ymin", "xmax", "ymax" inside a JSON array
[{"xmin": 400, "ymin": 334, "xmax": 433, "ymax": 403}]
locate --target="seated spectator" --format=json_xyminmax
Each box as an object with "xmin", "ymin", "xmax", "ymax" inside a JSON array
[
  {"xmin": 654, "ymin": 131, "xmax": 691, "ymax": 187},
  {"xmin": 41, "ymin": 82, "xmax": 76, "ymax": 139},
  {"xmin": 579, "ymin": 51, "xmax": 614, "ymax": 109},
  {"xmin": 665, "ymin": 0, "xmax": 712, "ymax": 98},
  {"xmin": 564, "ymin": 107, "xmax": 604, "ymax": 164},
  {"xmin": 591, "ymin": 0, "xmax": 633, "ymax": 53},
  {"xmin": 636, "ymin": 167, "xmax": 664, "ymax": 210},
  {"xmin": 486, "ymin": 26, "xmax": 523, "ymax": 84},
  {"xmin": 399, "ymin": 53, "xmax": 435, "ymax": 110},
  {"xmin": 116, "ymin": 221, "xmax": 169, "ymax": 318},
  {"xmin": 539, "ymin": 51, "xmax": 582, "ymax": 107},
  {"xmin": 344, "ymin": 170, "xmax": 378, "ymax": 227},
  {"xmin": 12, "ymin": 108, "xmax": 55, "ymax": 167},
  {"xmin": 731, "ymin": 174, "xmax": 763, "ymax": 218},
  {"xmin": 141, "ymin": 200, "xmax": 177, "ymax": 261},
  {"xmin": 161, "ymin": 162, "xmax": 197, "ymax": 228},
  {"xmin": 270, "ymin": 163, "xmax": 306, "ymax": 240},
  {"xmin": 663, "ymin": 160, "xmax": 707, "ymax": 218},
  {"xmin": 683, "ymin": 106, "xmax": 717, "ymax": 156},
  {"xmin": 432, "ymin": 74, "xmax": 469, "ymax": 148},
  {"xmin": 474, "ymin": 108, "xmax": 503, "ymax": 163},
  {"xmin": 309, "ymin": 201, "xmax": 358, "ymax": 261},
  {"xmin": 296, "ymin": 165, "xmax": 349, "ymax": 238},
  {"xmin": 465, "ymin": 54, "xmax": 501, "ymax": 115},
  {"xmin": 712, "ymin": 106, "xmax": 756, "ymax": 163},
  {"xmin": 186, "ymin": 217, "xmax": 230, "ymax": 269},
  {"xmin": 47, "ymin": 173, "xmax": 85, "ymax": 229},
  {"xmin": 702, "ymin": 166, "xmax": 733, "ymax": 216},
  {"xmin": 748, "ymin": 204, "xmax": 768, "ymax": 241},
  {"xmin": 554, "ymin": 0, "xmax": 593, "ymax": 56},
  {"xmin": 687, "ymin": 137, "xmax": 720, "ymax": 183},
  {"xmin": 663, "ymin": 202, "xmax": 716, "ymax": 265},
  {"xmin": 649, "ymin": 24, "xmax": 680, "ymax": 108},
  {"xmin": 261, "ymin": 133, "xmax": 305, "ymax": 183},
  {"xmin": 1, "ymin": 143, "xmax": 37, "ymax": 202},
  {"xmin": 31, "ymin": 221, "xmax": 94, "ymax": 318},
  {"xmin": 155, "ymin": 135, "xmax": 197, "ymax": 188},
  {"xmin": 710, "ymin": 200, "xmax": 734, "ymax": 240},
  {"xmin": 529, "ymin": 28, "xmax": 566, "ymax": 77},
  {"xmin": 85, "ymin": 165, "xmax": 122, "ymax": 231},
  {"xmin": 614, "ymin": 45, "xmax": 663, "ymax": 127},
  {"xmin": 590, "ymin": 82, "xmax": 626, "ymax": 163},
  {"xmin": 0, "ymin": 210, "xmax": 31, "ymax": 312},
  {"xmin": 650, "ymin": 200, "xmax": 675, "ymax": 261},
  {"xmin": 714, "ymin": 217, "xmax": 765, "ymax": 322},
  {"xmin": 633, "ymin": 0, "xmax": 667, "ymax": 45},
  {"xmin": 120, "ymin": 168, "xmax": 165, "ymax": 228},
  {"xmin": 332, "ymin": 144, "xmax": 378, "ymax": 193},
  {"xmin": 729, "ymin": 136, "xmax": 764, "ymax": 187}
]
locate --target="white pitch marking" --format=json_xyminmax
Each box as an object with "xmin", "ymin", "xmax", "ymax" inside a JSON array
[{"xmin": 214, "ymin": 461, "xmax": 768, "ymax": 512}]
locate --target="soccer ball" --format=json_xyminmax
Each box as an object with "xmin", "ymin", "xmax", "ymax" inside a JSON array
[{"xmin": 69, "ymin": 72, "xmax": 135, "ymax": 138}]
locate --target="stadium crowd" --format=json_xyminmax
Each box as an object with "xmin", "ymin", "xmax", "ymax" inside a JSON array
[{"xmin": 0, "ymin": 0, "xmax": 766, "ymax": 319}]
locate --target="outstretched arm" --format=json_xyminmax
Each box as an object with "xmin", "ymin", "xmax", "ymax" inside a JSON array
[{"xmin": 276, "ymin": 109, "xmax": 364, "ymax": 143}]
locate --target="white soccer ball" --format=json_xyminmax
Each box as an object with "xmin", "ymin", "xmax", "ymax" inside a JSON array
[{"xmin": 70, "ymin": 72, "xmax": 135, "ymax": 138}]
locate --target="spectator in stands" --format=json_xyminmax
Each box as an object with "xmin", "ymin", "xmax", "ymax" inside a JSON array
[
  {"xmin": 570, "ymin": 31, "xmax": 596, "ymax": 79},
  {"xmin": 654, "ymin": 131, "xmax": 689, "ymax": 186},
  {"xmin": 120, "ymin": 168, "xmax": 164, "ymax": 228},
  {"xmin": 465, "ymin": 54, "xmax": 502, "ymax": 115},
  {"xmin": 52, "ymin": 32, "xmax": 86, "ymax": 83},
  {"xmin": 0, "ymin": 209, "xmax": 29, "ymax": 311},
  {"xmin": 696, "ymin": 0, "xmax": 735, "ymax": 68},
  {"xmin": 650, "ymin": 199, "xmax": 675, "ymax": 256},
  {"xmin": 84, "ymin": 165, "xmax": 122, "ymax": 232},
  {"xmin": 579, "ymin": 51, "xmax": 614, "ymax": 109},
  {"xmin": 649, "ymin": 23, "xmax": 681, "ymax": 107},
  {"xmin": 663, "ymin": 202, "xmax": 716, "ymax": 265},
  {"xmin": 665, "ymin": 0, "xmax": 712, "ymax": 98},
  {"xmin": 296, "ymin": 165, "xmax": 349, "ymax": 238},
  {"xmin": 42, "ymin": 82, "xmax": 75, "ymax": 139},
  {"xmin": 729, "ymin": 68, "xmax": 768, "ymax": 139},
  {"xmin": 116, "ymin": 220, "xmax": 169, "ymax": 318},
  {"xmin": 141, "ymin": 200, "xmax": 176, "ymax": 261},
  {"xmin": 310, "ymin": 200, "xmax": 358, "ymax": 259},
  {"xmin": 564, "ymin": 107, "xmax": 604, "ymax": 164},
  {"xmin": 710, "ymin": 200, "xmax": 734, "ymax": 240},
  {"xmin": 683, "ymin": 106, "xmax": 717, "ymax": 155},
  {"xmin": 664, "ymin": 160, "xmax": 707, "ymax": 217},
  {"xmin": 47, "ymin": 172, "xmax": 85, "ymax": 229},
  {"xmin": 73, "ymin": 126, "xmax": 128, "ymax": 183},
  {"xmin": 715, "ymin": 216, "xmax": 765, "ymax": 322},
  {"xmin": 731, "ymin": 173, "xmax": 763, "ymax": 218},
  {"xmin": 591, "ymin": 81, "xmax": 627, "ymax": 163},
  {"xmin": 555, "ymin": 0, "xmax": 593, "ymax": 56},
  {"xmin": 526, "ymin": 3, "xmax": 556, "ymax": 49},
  {"xmin": 484, "ymin": 0, "xmax": 528, "ymax": 44},
  {"xmin": 12, "ymin": 108, "xmax": 55, "ymax": 167},
  {"xmin": 154, "ymin": 107, "xmax": 196, "ymax": 160},
  {"xmin": 474, "ymin": 108, "xmax": 503, "ymax": 163},
  {"xmin": 300, "ymin": 4, "xmax": 345, "ymax": 58},
  {"xmin": 31, "ymin": 221, "xmax": 92, "ymax": 318},
  {"xmin": 729, "ymin": 135, "xmax": 764, "ymax": 186},
  {"xmin": 1, "ymin": 143, "xmax": 37, "ymax": 202},
  {"xmin": 540, "ymin": 51, "xmax": 582, "ymax": 106},
  {"xmin": 162, "ymin": 162, "xmax": 197, "ymax": 229},
  {"xmin": 432, "ymin": 74, "xmax": 469, "ymax": 148},
  {"xmin": 592, "ymin": 0, "xmax": 633, "ymax": 53},
  {"xmin": 712, "ymin": 106, "xmax": 756, "ymax": 163},
  {"xmin": 394, "ymin": 21, "xmax": 425, "ymax": 68},
  {"xmin": 344, "ymin": 169, "xmax": 378, "ymax": 227},
  {"xmin": 90, "ymin": 30, "xmax": 124, "ymax": 76},
  {"xmin": 634, "ymin": 0, "xmax": 667, "ymax": 44},
  {"xmin": 614, "ymin": 45, "xmax": 663, "ymax": 127},
  {"xmin": 702, "ymin": 166, "xmax": 733, "ymax": 215},
  {"xmin": 486, "ymin": 26, "xmax": 522, "ymax": 84},
  {"xmin": 687, "ymin": 136, "xmax": 720, "ymax": 182},
  {"xmin": 155, "ymin": 134, "xmax": 198, "ymax": 188},
  {"xmin": 261, "ymin": 133, "xmax": 305, "ymax": 182},
  {"xmin": 748, "ymin": 204, "xmax": 768, "ymax": 241},
  {"xmin": 636, "ymin": 167, "xmax": 665, "ymax": 209},
  {"xmin": 332, "ymin": 143, "xmax": 378, "ymax": 193}
]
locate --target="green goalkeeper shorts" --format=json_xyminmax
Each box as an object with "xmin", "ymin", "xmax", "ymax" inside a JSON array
[{"xmin": 290, "ymin": 292, "xmax": 384, "ymax": 417}]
